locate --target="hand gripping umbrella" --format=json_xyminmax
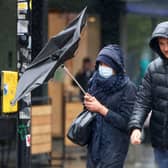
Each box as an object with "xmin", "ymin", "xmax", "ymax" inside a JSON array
[{"xmin": 12, "ymin": 7, "xmax": 87, "ymax": 105}]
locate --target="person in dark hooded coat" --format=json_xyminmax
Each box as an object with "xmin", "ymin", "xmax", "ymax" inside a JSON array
[
  {"xmin": 84, "ymin": 44, "xmax": 136, "ymax": 168},
  {"xmin": 129, "ymin": 21, "xmax": 168, "ymax": 168}
]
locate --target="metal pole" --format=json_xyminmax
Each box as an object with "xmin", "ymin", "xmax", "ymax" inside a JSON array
[
  {"xmin": 17, "ymin": 0, "xmax": 32, "ymax": 167},
  {"xmin": 62, "ymin": 65, "xmax": 86, "ymax": 95}
]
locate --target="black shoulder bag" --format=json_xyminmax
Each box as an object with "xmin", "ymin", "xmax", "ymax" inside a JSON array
[{"xmin": 67, "ymin": 110, "xmax": 96, "ymax": 146}]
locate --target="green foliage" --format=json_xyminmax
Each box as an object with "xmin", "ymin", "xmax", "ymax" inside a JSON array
[{"xmin": 127, "ymin": 14, "xmax": 152, "ymax": 54}]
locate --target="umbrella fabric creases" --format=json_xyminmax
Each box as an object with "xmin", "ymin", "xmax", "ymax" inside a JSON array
[{"xmin": 12, "ymin": 7, "xmax": 87, "ymax": 105}]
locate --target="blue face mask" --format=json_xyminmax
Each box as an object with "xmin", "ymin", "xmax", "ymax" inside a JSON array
[{"xmin": 98, "ymin": 65, "xmax": 114, "ymax": 78}]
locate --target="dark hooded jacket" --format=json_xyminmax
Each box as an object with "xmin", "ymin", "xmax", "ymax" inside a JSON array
[
  {"xmin": 129, "ymin": 21, "xmax": 168, "ymax": 149},
  {"xmin": 87, "ymin": 44, "xmax": 136, "ymax": 168}
]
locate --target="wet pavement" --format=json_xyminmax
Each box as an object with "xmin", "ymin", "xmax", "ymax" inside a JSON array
[
  {"xmin": 31, "ymin": 140, "xmax": 158, "ymax": 168},
  {"xmin": 125, "ymin": 144, "xmax": 157, "ymax": 168},
  {"xmin": 0, "ymin": 139, "xmax": 158, "ymax": 168}
]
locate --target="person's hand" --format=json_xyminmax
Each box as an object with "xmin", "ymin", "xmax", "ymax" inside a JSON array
[
  {"xmin": 130, "ymin": 129, "xmax": 142, "ymax": 145},
  {"xmin": 84, "ymin": 93, "xmax": 108, "ymax": 116}
]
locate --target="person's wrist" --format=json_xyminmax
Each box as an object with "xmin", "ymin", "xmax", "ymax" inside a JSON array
[{"xmin": 99, "ymin": 105, "xmax": 108, "ymax": 116}]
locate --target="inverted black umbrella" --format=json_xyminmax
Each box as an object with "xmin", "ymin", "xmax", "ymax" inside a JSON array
[{"xmin": 12, "ymin": 7, "xmax": 87, "ymax": 105}]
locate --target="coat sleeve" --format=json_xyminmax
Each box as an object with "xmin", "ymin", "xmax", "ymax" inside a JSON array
[
  {"xmin": 104, "ymin": 81, "xmax": 136, "ymax": 132},
  {"xmin": 128, "ymin": 65, "xmax": 152, "ymax": 133}
]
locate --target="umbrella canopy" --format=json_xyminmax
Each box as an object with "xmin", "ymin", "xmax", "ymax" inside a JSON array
[{"xmin": 12, "ymin": 7, "xmax": 87, "ymax": 105}]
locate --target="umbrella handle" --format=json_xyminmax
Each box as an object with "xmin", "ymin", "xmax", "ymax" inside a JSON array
[{"xmin": 62, "ymin": 65, "xmax": 86, "ymax": 95}]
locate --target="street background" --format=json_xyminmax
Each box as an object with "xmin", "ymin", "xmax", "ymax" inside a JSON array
[{"xmin": 0, "ymin": 0, "xmax": 168, "ymax": 167}]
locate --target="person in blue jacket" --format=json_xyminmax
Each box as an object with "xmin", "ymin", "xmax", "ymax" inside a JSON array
[{"xmin": 84, "ymin": 44, "xmax": 136, "ymax": 168}]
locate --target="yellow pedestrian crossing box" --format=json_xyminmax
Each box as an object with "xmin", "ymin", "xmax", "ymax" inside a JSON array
[{"xmin": 1, "ymin": 71, "xmax": 18, "ymax": 113}]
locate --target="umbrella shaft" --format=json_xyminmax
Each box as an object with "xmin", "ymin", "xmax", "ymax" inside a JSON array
[{"xmin": 63, "ymin": 65, "xmax": 86, "ymax": 95}]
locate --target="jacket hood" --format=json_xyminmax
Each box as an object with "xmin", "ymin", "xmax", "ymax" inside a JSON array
[
  {"xmin": 149, "ymin": 21, "xmax": 168, "ymax": 59},
  {"xmin": 96, "ymin": 44, "xmax": 125, "ymax": 73}
]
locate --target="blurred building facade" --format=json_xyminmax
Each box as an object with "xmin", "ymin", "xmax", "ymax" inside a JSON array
[
  {"xmin": 47, "ymin": 0, "xmax": 168, "ymax": 95},
  {"xmin": 0, "ymin": 0, "xmax": 168, "ymax": 86}
]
